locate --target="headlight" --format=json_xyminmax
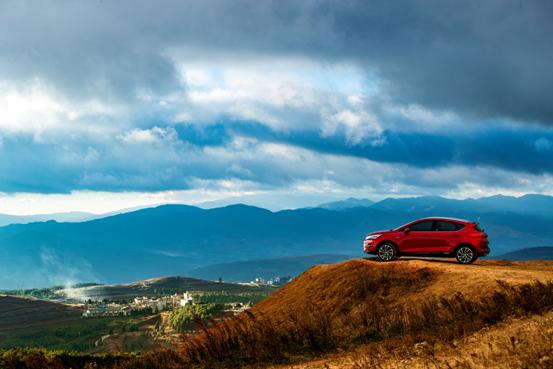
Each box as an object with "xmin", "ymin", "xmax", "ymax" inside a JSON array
[{"xmin": 365, "ymin": 234, "xmax": 381, "ymax": 240}]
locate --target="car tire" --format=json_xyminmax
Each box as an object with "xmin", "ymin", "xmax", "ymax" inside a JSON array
[
  {"xmin": 455, "ymin": 245, "xmax": 477, "ymax": 264},
  {"xmin": 377, "ymin": 243, "xmax": 397, "ymax": 262}
]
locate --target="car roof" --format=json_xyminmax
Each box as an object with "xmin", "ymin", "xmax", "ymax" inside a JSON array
[{"xmin": 416, "ymin": 217, "xmax": 473, "ymax": 224}]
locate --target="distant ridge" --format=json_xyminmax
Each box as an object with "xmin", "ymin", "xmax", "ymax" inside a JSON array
[
  {"xmin": 0, "ymin": 212, "xmax": 97, "ymax": 227},
  {"xmin": 317, "ymin": 194, "xmax": 553, "ymax": 215},
  {"xmin": 495, "ymin": 246, "xmax": 553, "ymax": 261},
  {"xmin": 370, "ymin": 194, "xmax": 553, "ymax": 215},
  {"xmin": 317, "ymin": 198, "xmax": 374, "ymax": 210},
  {"xmin": 190, "ymin": 254, "xmax": 353, "ymax": 282},
  {"xmin": 0, "ymin": 204, "xmax": 161, "ymax": 227},
  {"xmin": 61, "ymin": 276, "xmax": 271, "ymax": 301}
]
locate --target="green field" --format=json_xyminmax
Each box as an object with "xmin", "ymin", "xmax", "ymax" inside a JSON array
[
  {"xmin": 0, "ymin": 315, "xmax": 154, "ymax": 352},
  {"xmin": 0, "ymin": 287, "xmax": 276, "ymax": 353}
]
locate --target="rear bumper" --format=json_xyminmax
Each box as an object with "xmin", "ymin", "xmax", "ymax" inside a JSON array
[
  {"xmin": 478, "ymin": 240, "xmax": 490, "ymax": 257},
  {"xmin": 478, "ymin": 248, "xmax": 490, "ymax": 257}
]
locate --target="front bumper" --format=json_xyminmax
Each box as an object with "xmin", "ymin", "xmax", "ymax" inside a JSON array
[{"xmin": 363, "ymin": 239, "xmax": 378, "ymax": 254}]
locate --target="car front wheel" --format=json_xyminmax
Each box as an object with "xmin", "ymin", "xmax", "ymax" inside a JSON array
[
  {"xmin": 377, "ymin": 243, "xmax": 397, "ymax": 262},
  {"xmin": 455, "ymin": 246, "xmax": 477, "ymax": 264}
]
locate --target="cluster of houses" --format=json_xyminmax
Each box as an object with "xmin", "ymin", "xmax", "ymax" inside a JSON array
[
  {"xmin": 252, "ymin": 276, "xmax": 292, "ymax": 286},
  {"xmin": 227, "ymin": 302, "xmax": 252, "ymax": 314},
  {"xmin": 82, "ymin": 292, "xmax": 195, "ymax": 318}
]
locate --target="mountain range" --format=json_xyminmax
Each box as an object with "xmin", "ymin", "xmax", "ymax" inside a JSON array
[
  {"xmin": 494, "ymin": 246, "xmax": 553, "ymax": 261},
  {"xmin": 316, "ymin": 198, "xmax": 375, "ymax": 210},
  {"xmin": 1, "ymin": 194, "xmax": 553, "ymax": 289},
  {"xmin": 0, "ymin": 212, "xmax": 97, "ymax": 227}
]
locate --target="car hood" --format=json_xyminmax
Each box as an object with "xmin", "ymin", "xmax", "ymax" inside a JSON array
[{"xmin": 368, "ymin": 230, "xmax": 391, "ymax": 235}]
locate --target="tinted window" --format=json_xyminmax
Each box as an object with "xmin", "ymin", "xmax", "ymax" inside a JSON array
[
  {"xmin": 409, "ymin": 220, "xmax": 434, "ymax": 231},
  {"xmin": 435, "ymin": 221, "xmax": 459, "ymax": 231},
  {"xmin": 474, "ymin": 224, "xmax": 483, "ymax": 232}
]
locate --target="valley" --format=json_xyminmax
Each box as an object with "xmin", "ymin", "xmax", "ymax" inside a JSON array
[{"xmin": 0, "ymin": 276, "xmax": 275, "ymax": 353}]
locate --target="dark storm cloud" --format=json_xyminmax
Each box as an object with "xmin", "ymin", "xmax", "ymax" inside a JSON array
[
  {"xmin": 228, "ymin": 121, "xmax": 553, "ymax": 174},
  {"xmin": 0, "ymin": 125, "xmax": 285, "ymax": 194},
  {"xmin": 1, "ymin": 0, "xmax": 552, "ymax": 123},
  {"xmin": 1, "ymin": 0, "xmax": 552, "ymax": 195},
  {"xmin": 330, "ymin": 0, "xmax": 553, "ymax": 124},
  {"xmin": 0, "ymin": 1, "xmax": 180, "ymax": 101},
  {"xmin": 3, "ymin": 121, "xmax": 552, "ymax": 195}
]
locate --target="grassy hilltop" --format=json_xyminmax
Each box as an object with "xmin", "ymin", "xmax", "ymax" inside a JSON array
[{"xmin": 1, "ymin": 258, "xmax": 553, "ymax": 368}]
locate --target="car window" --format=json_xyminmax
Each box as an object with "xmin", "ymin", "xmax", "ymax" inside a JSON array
[
  {"xmin": 435, "ymin": 221, "xmax": 458, "ymax": 231},
  {"xmin": 455, "ymin": 223, "xmax": 466, "ymax": 231},
  {"xmin": 409, "ymin": 220, "xmax": 434, "ymax": 231}
]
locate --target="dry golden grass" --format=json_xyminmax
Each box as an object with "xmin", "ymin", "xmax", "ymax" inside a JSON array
[{"xmin": 289, "ymin": 311, "xmax": 553, "ymax": 369}]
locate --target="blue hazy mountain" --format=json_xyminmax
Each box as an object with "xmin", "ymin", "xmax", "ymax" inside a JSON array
[
  {"xmin": 189, "ymin": 254, "xmax": 353, "ymax": 282},
  {"xmin": 317, "ymin": 198, "xmax": 375, "ymax": 210},
  {"xmin": 0, "ymin": 205, "xmax": 155, "ymax": 227},
  {"xmin": 1, "ymin": 195, "xmax": 553, "ymax": 289},
  {"xmin": 494, "ymin": 246, "xmax": 553, "ymax": 261},
  {"xmin": 0, "ymin": 212, "xmax": 97, "ymax": 227},
  {"xmin": 370, "ymin": 194, "xmax": 553, "ymax": 216}
]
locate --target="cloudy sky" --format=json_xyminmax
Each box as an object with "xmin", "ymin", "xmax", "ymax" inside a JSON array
[{"xmin": 1, "ymin": 0, "xmax": 552, "ymax": 214}]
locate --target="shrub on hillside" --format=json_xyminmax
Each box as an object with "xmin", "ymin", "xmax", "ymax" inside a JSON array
[{"xmin": 165, "ymin": 304, "xmax": 225, "ymax": 333}]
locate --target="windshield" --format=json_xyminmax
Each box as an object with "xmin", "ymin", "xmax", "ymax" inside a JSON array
[
  {"xmin": 474, "ymin": 223, "xmax": 484, "ymax": 232},
  {"xmin": 393, "ymin": 221, "xmax": 412, "ymax": 231}
]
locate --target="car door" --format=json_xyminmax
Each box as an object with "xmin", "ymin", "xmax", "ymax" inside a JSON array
[
  {"xmin": 429, "ymin": 221, "xmax": 460, "ymax": 253},
  {"xmin": 399, "ymin": 220, "xmax": 434, "ymax": 253}
]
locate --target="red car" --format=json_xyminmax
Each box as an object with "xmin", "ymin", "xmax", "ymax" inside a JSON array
[{"xmin": 363, "ymin": 217, "xmax": 490, "ymax": 264}]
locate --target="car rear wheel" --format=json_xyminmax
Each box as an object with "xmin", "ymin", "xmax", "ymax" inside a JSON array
[
  {"xmin": 377, "ymin": 243, "xmax": 396, "ymax": 262},
  {"xmin": 455, "ymin": 245, "xmax": 477, "ymax": 264}
]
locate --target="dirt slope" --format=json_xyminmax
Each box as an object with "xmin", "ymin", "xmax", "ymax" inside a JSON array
[
  {"xmin": 274, "ymin": 311, "xmax": 553, "ymax": 369},
  {"xmin": 251, "ymin": 257, "xmax": 553, "ymax": 324},
  {"xmin": 0, "ymin": 295, "xmax": 82, "ymax": 332},
  {"xmin": 265, "ymin": 258, "xmax": 553, "ymax": 369}
]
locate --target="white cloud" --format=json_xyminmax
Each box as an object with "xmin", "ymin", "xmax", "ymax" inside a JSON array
[
  {"xmin": 0, "ymin": 80, "xmax": 125, "ymax": 139},
  {"xmin": 322, "ymin": 109, "xmax": 383, "ymax": 144},
  {"xmin": 172, "ymin": 58, "xmax": 382, "ymax": 137},
  {"xmin": 118, "ymin": 126, "xmax": 178, "ymax": 144}
]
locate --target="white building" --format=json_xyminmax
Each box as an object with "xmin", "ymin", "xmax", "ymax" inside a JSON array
[{"xmin": 179, "ymin": 291, "xmax": 194, "ymax": 307}]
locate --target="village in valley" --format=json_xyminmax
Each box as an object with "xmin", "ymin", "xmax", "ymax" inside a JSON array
[
  {"xmin": 0, "ymin": 275, "xmax": 290, "ymax": 353},
  {"xmin": 77, "ymin": 275, "xmax": 292, "ymax": 319},
  {"xmin": 81, "ymin": 291, "xmax": 251, "ymax": 318}
]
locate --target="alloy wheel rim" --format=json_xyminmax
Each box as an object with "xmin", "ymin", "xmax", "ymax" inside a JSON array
[
  {"xmin": 379, "ymin": 244, "xmax": 394, "ymax": 261},
  {"xmin": 457, "ymin": 247, "xmax": 473, "ymax": 263}
]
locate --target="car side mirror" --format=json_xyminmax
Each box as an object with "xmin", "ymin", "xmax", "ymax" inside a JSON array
[{"xmin": 403, "ymin": 227, "xmax": 410, "ymax": 234}]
